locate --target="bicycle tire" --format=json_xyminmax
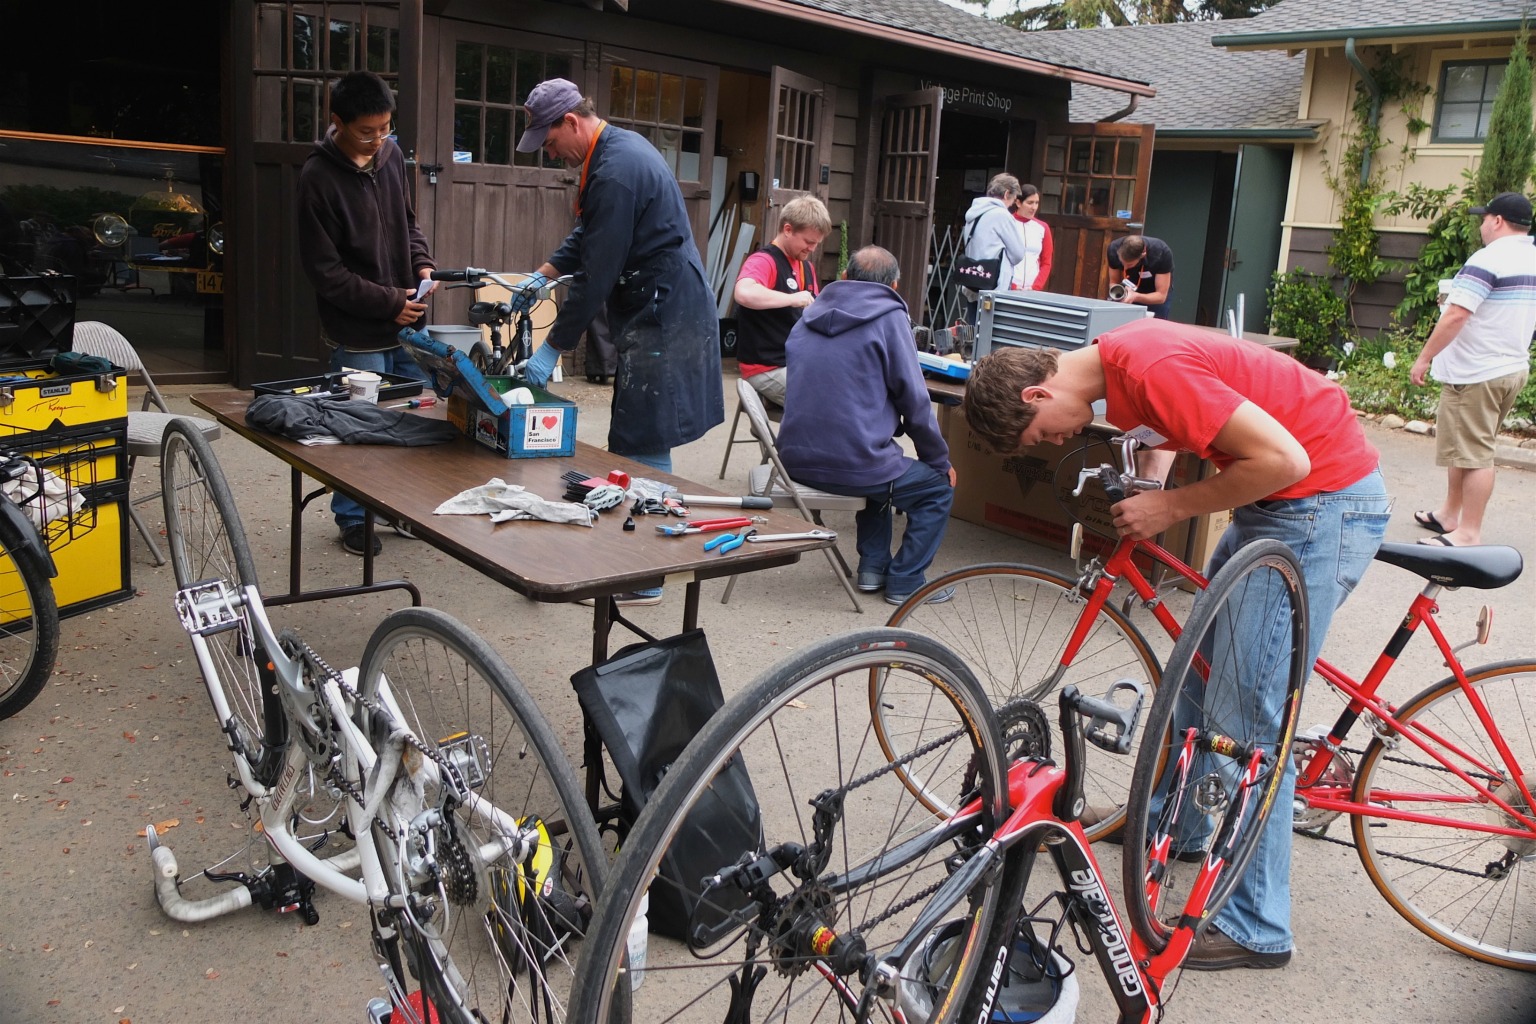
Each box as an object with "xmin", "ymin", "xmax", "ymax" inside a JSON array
[
  {"xmin": 1122, "ymin": 538, "xmax": 1308, "ymax": 953},
  {"xmin": 568, "ymin": 628, "xmax": 1011, "ymax": 1024},
  {"xmin": 159, "ymin": 419, "xmax": 280, "ymax": 781},
  {"xmin": 884, "ymin": 563, "xmax": 1166, "ymax": 839},
  {"xmin": 1351, "ymin": 661, "xmax": 1536, "ymax": 971},
  {"xmin": 0, "ymin": 505, "xmax": 59, "ymax": 720},
  {"xmin": 469, "ymin": 338, "xmax": 505, "ymax": 377},
  {"xmin": 355, "ymin": 607, "xmax": 613, "ymax": 1024}
]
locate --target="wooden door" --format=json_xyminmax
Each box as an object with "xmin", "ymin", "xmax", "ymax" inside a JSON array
[
  {"xmin": 425, "ymin": 25, "xmax": 584, "ymax": 326},
  {"xmin": 763, "ymin": 65, "xmax": 836, "ymax": 214},
  {"xmin": 871, "ymin": 88, "xmax": 942, "ymax": 318},
  {"xmin": 1032, "ymin": 122, "xmax": 1155, "ymax": 300},
  {"xmin": 235, "ymin": 0, "xmax": 407, "ymax": 385}
]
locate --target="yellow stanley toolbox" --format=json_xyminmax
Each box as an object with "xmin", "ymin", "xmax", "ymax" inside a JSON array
[{"xmin": 46, "ymin": 481, "xmax": 131, "ymax": 617}]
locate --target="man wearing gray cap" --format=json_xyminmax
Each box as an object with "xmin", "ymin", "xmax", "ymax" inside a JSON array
[
  {"xmin": 514, "ymin": 79, "xmax": 721, "ymax": 452},
  {"xmin": 1409, "ymin": 191, "xmax": 1536, "ymax": 547}
]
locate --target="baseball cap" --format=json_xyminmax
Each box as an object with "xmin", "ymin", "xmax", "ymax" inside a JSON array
[
  {"xmin": 516, "ymin": 78, "xmax": 583, "ymax": 153},
  {"xmin": 1470, "ymin": 191, "xmax": 1534, "ymax": 226}
]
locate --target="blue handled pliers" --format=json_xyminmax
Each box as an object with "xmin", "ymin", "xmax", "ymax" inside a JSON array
[{"xmin": 703, "ymin": 529, "xmax": 753, "ymax": 555}]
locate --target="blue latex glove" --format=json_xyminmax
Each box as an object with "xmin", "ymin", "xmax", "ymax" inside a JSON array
[
  {"xmin": 522, "ymin": 343, "xmax": 560, "ymax": 387},
  {"xmin": 510, "ymin": 271, "xmax": 550, "ymax": 314}
]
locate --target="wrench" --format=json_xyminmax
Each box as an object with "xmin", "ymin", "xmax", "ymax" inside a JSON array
[{"xmin": 743, "ymin": 530, "xmax": 837, "ymax": 543}]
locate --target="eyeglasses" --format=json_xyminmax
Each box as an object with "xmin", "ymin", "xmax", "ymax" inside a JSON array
[{"xmin": 346, "ymin": 120, "xmax": 395, "ymax": 144}]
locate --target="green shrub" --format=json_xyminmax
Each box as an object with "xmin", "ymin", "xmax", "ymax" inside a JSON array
[{"xmin": 1267, "ymin": 268, "xmax": 1347, "ymax": 359}]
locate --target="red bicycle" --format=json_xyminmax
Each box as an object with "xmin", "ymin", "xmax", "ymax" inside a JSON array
[{"xmin": 890, "ymin": 434, "xmax": 1536, "ymax": 970}]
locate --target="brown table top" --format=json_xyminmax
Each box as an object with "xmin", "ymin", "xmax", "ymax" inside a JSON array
[{"xmin": 193, "ymin": 390, "xmax": 833, "ymax": 604}]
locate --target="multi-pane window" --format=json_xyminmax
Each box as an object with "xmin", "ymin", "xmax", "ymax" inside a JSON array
[
  {"xmin": 773, "ymin": 85, "xmax": 820, "ymax": 192},
  {"xmin": 253, "ymin": 2, "xmax": 399, "ymax": 143},
  {"xmin": 1433, "ymin": 60, "xmax": 1507, "ymax": 142},
  {"xmin": 878, "ymin": 103, "xmax": 934, "ymax": 204},
  {"xmin": 452, "ymin": 45, "xmax": 573, "ymax": 168},
  {"xmin": 1038, "ymin": 133, "xmax": 1140, "ymax": 219},
  {"xmin": 607, "ymin": 65, "xmax": 707, "ymax": 180}
]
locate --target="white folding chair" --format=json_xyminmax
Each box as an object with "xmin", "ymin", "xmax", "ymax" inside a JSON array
[
  {"xmin": 721, "ymin": 378, "xmax": 864, "ymax": 612},
  {"xmin": 716, "ymin": 380, "xmax": 781, "ymax": 479},
  {"xmin": 71, "ymin": 321, "xmax": 222, "ymax": 566}
]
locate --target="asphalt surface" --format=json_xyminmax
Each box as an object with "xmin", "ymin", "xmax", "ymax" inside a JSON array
[{"xmin": 2, "ymin": 375, "xmax": 1534, "ymax": 1024}]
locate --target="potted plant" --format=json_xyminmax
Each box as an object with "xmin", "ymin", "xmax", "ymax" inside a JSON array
[{"xmin": 1267, "ymin": 268, "xmax": 1349, "ymax": 371}]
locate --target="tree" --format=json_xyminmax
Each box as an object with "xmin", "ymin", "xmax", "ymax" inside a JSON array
[{"xmin": 1474, "ymin": 20, "xmax": 1535, "ymax": 203}]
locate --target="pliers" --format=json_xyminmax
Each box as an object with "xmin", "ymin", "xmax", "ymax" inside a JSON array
[
  {"xmin": 703, "ymin": 529, "xmax": 752, "ymax": 554},
  {"xmin": 653, "ymin": 516, "xmax": 766, "ymax": 536}
]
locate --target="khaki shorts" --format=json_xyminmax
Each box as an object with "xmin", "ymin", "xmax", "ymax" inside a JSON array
[{"xmin": 1436, "ymin": 370, "xmax": 1529, "ymax": 468}]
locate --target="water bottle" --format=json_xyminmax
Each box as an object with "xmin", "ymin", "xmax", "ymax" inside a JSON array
[{"xmin": 626, "ymin": 891, "xmax": 649, "ymax": 990}]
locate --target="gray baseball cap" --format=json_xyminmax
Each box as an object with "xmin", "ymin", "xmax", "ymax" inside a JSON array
[{"xmin": 516, "ymin": 78, "xmax": 583, "ymax": 153}]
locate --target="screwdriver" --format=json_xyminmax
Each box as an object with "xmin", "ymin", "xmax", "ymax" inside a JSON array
[{"xmin": 387, "ymin": 396, "xmax": 438, "ymax": 409}]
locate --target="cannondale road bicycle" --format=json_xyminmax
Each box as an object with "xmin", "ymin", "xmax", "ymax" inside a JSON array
[
  {"xmin": 891, "ymin": 434, "xmax": 1536, "ymax": 970},
  {"xmin": 147, "ymin": 417, "xmax": 618, "ymax": 1023},
  {"xmin": 567, "ymin": 538, "xmax": 1311, "ymax": 1023}
]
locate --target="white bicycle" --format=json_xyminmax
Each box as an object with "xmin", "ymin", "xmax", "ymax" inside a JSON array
[{"xmin": 149, "ymin": 417, "xmax": 615, "ymax": 1023}]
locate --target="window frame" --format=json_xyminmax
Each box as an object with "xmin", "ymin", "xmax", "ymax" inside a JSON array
[{"xmin": 1429, "ymin": 55, "xmax": 1509, "ymax": 145}]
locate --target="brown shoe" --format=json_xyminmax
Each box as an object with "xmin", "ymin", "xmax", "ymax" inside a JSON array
[{"xmin": 1183, "ymin": 929, "xmax": 1291, "ymax": 971}]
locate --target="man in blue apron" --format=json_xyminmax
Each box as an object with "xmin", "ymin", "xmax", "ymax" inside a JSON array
[{"xmin": 515, "ymin": 77, "xmax": 724, "ymax": 605}]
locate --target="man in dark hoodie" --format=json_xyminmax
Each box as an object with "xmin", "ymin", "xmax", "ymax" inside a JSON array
[
  {"xmin": 777, "ymin": 246, "xmax": 956, "ymax": 606},
  {"xmin": 296, "ymin": 70, "xmax": 436, "ymax": 557}
]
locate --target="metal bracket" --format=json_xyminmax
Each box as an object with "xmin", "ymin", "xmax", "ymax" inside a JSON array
[{"xmin": 420, "ymin": 162, "xmax": 444, "ymax": 185}]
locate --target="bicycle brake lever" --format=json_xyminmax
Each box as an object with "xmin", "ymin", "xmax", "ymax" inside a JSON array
[{"xmin": 1074, "ymin": 680, "xmax": 1146, "ymax": 755}]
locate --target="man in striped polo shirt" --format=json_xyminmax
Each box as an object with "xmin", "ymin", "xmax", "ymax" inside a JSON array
[{"xmin": 1409, "ymin": 191, "xmax": 1536, "ymax": 547}]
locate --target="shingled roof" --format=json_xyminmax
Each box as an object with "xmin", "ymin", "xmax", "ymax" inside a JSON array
[
  {"xmin": 1035, "ymin": 20, "xmax": 1312, "ymax": 139},
  {"xmin": 1213, "ymin": 0, "xmax": 1533, "ymax": 48}
]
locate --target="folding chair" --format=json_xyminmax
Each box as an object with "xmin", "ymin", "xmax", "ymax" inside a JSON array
[
  {"xmin": 716, "ymin": 379, "xmax": 781, "ymax": 479},
  {"xmin": 71, "ymin": 321, "xmax": 222, "ymax": 566},
  {"xmin": 721, "ymin": 378, "xmax": 864, "ymax": 612}
]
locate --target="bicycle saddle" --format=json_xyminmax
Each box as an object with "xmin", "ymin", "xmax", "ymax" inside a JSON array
[{"xmin": 1372, "ymin": 541, "xmax": 1523, "ymax": 590}]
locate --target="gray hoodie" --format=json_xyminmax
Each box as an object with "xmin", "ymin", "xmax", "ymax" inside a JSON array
[{"xmin": 961, "ymin": 196, "xmax": 1028, "ymax": 296}]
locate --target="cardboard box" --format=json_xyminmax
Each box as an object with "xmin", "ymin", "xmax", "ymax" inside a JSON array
[
  {"xmin": 940, "ymin": 406, "xmax": 1230, "ymax": 582},
  {"xmin": 447, "ymin": 377, "xmax": 577, "ymax": 459}
]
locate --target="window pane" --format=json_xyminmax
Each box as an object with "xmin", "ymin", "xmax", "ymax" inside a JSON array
[
  {"xmin": 454, "ymin": 104, "xmax": 481, "ymax": 160},
  {"xmin": 634, "ymin": 69, "xmax": 659, "ymax": 124},
  {"xmin": 548, "ymin": 53, "xmax": 574, "ymax": 84},
  {"xmin": 487, "ymin": 46, "xmax": 513, "ymax": 105},
  {"xmin": 516, "ymin": 51, "xmax": 542, "ymax": 104},
  {"xmin": 514, "ymin": 108, "xmax": 539, "ymax": 166},
  {"xmin": 293, "ymin": 79, "xmax": 322, "ymax": 142},
  {"xmin": 611, "ymin": 65, "xmax": 635, "ymax": 120},
  {"xmin": 1116, "ymin": 139, "xmax": 1139, "ymax": 176},
  {"xmin": 684, "ymin": 77, "xmax": 705, "ymax": 129},
  {"xmin": 291, "ymin": 12, "xmax": 318, "ymax": 70},
  {"xmin": 1478, "ymin": 107, "xmax": 1494, "ymax": 138},
  {"xmin": 1039, "ymin": 176, "xmax": 1062, "ymax": 215},
  {"xmin": 328, "ymin": 18, "xmax": 356, "ymax": 71},
  {"xmin": 1044, "ymin": 138, "xmax": 1066, "ymax": 174},
  {"xmin": 660, "ymin": 74, "xmax": 683, "ymax": 127},
  {"xmin": 1112, "ymin": 179, "xmax": 1134, "ymax": 215},
  {"xmin": 485, "ymin": 108, "xmax": 511, "ymax": 165},
  {"xmin": 1442, "ymin": 64, "xmax": 1486, "ymax": 103},
  {"xmin": 1069, "ymin": 137, "xmax": 1092, "ymax": 174},
  {"xmin": 1483, "ymin": 63, "xmax": 1507, "ymax": 100},
  {"xmin": 1090, "ymin": 142, "xmax": 1113, "ymax": 175},
  {"xmin": 1087, "ymin": 179, "xmax": 1112, "ymax": 214},
  {"xmin": 366, "ymin": 25, "xmax": 391, "ymax": 72},
  {"xmin": 1438, "ymin": 103, "xmax": 1482, "ymax": 139},
  {"xmin": 1063, "ymin": 182, "xmax": 1086, "ymax": 215},
  {"xmin": 456, "ymin": 43, "xmax": 482, "ymax": 100}
]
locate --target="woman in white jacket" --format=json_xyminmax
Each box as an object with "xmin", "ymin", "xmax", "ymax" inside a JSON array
[{"xmin": 960, "ymin": 173, "xmax": 1029, "ymax": 322}]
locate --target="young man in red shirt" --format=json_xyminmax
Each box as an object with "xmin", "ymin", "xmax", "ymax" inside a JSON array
[
  {"xmin": 731, "ymin": 194, "xmax": 831, "ymax": 406},
  {"xmin": 964, "ymin": 318, "xmax": 1390, "ymax": 970}
]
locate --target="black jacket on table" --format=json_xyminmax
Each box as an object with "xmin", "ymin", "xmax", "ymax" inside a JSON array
[
  {"xmin": 296, "ymin": 129, "xmax": 434, "ymax": 353},
  {"xmin": 545, "ymin": 123, "xmax": 723, "ymax": 455}
]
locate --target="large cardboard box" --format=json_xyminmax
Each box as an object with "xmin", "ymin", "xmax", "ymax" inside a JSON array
[{"xmin": 940, "ymin": 406, "xmax": 1230, "ymax": 579}]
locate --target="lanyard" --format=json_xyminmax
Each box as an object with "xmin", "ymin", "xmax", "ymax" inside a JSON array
[{"xmin": 574, "ymin": 120, "xmax": 608, "ymax": 216}]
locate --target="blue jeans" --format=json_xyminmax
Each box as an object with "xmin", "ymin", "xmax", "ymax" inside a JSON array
[
  {"xmin": 1196, "ymin": 468, "xmax": 1389, "ymax": 953},
  {"xmin": 624, "ymin": 451, "xmax": 671, "ymax": 596},
  {"xmin": 327, "ymin": 346, "xmax": 431, "ymax": 529},
  {"xmin": 805, "ymin": 459, "xmax": 954, "ymax": 598}
]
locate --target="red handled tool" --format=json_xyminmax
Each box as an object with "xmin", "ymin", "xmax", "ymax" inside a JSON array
[{"xmin": 654, "ymin": 516, "xmax": 765, "ymax": 536}]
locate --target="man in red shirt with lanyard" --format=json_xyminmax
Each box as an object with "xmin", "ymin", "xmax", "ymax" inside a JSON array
[
  {"xmin": 732, "ymin": 194, "xmax": 831, "ymax": 407},
  {"xmin": 964, "ymin": 318, "xmax": 1390, "ymax": 971}
]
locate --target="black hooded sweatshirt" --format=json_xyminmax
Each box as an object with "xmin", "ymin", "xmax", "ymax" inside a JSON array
[{"xmin": 296, "ymin": 128, "xmax": 434, "ymax": 352}]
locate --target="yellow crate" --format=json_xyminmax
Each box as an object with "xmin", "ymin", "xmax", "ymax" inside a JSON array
[{"xmin": 0, "ymin": 362, "xmax": 126, "ymax": 435}]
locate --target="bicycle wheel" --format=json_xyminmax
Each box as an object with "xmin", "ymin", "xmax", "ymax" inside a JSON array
[
  {"xmin": 356, "ymin": 607, "xmax": 610, "ymax": 1024},
  {"xmin": 1352, "ymin": 662, "xmax": 1536, "ymax": 970},
  {"xmin": 1122, "ymin": 539, "xmax": 1308, "ymax": 953},
  {"xmin": 0, "ymin": 505, "xmax": 59, "ymax": 720},
  {"xmin": 160, "ymin": 419, "xmax": 278, "ymax": 779},
  {"xmin": 569, "ymin": 628, "xmax": 1013, "ymax": 1024},
  {"xmin": 885, "ymin": 564, "xmax": 1165, "ymax": 838}
]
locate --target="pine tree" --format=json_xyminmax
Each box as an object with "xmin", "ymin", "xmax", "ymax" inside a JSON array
[{"xmin": 1474, "ymin": 21, "xmax": 1535, "ymax": 202}]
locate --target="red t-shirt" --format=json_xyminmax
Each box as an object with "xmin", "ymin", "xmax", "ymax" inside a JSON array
[
  {"xmin": 736, "ymin": 249, "xmax": 818, "ymax": 378},
  {"xmin": 1097, "ymin": 320, "xmax": 1378, "ymax": 499}
]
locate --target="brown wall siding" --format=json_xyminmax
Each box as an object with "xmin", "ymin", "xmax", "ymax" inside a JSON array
[{"xmin": 1285, "ymin": 227, "xmax": 1426, "ymax": 336}]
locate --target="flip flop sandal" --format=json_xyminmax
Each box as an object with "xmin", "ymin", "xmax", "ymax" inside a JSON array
[
  {"xmin": 1413, "ymin": 510, "xmax": 1450, "ymax": 534},
  {"xmin": 1418, "ymin": 534, "xmax": 1456, "ymax": 547}
]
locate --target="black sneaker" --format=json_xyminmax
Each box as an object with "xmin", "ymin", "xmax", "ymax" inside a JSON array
[
  {"xmin": 340, "ymin": 524, "xmax": 382, "ymax": 556},
  {"xmin": 856, "ymin": 571, "xmax": 886, "ymax": 593}
]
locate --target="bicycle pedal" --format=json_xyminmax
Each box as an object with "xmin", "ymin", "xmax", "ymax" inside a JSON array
[
  {"xmin": 174, "ymin": 580, "xmax": 244, "ymax": 636},
  {"xmin": 437, "ymin": 731, "xmax": 491, "ymax": 790}
]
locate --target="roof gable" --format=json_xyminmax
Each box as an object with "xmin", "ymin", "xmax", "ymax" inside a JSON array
[{"xmin": 1213, "ymin": 0, "xmax": 1531, "ymax": 47}]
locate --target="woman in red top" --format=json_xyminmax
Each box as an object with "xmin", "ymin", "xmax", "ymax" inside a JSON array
[{"xmin": 1010, "ymin": 184, "xmax": 1053, "ymax": 291}]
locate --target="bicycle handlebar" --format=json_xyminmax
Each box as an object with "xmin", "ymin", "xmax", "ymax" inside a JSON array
[
  {"xmin": 429, "ymin": 267, "xmax": 574, "ymax": 301},
  {"xmin": 1071, "ymin": 433, "xmax": 1164, "ymax": 501}
]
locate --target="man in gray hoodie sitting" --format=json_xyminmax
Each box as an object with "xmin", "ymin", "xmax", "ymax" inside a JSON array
[{"xmin": 776, "ymin": 246, "xmax": 957, "ymax": 606}]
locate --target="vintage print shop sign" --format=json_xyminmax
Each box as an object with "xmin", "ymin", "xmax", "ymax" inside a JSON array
[{"xmin": 917, "ymin": 79, "xmax": 1015, "ymax": 116}]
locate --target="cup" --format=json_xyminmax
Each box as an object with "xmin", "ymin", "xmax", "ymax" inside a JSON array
[
  {"xmin": 504, "ymin": 386, "xmax": 535, "ymax": 406},
  {"xmin": 347, "ymin": 371, "xmax": 382, "ymax": 403}
]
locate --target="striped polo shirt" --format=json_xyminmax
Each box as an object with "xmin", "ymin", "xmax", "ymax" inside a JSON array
[{"xmin": 1435, "ymin": 232, "xmax": 1536, "ymax": 384}]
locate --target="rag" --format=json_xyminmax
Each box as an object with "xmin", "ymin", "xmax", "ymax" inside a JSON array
[{"xmin": 434, "ymin": 479, "xmax": 595, "ymax": 526}]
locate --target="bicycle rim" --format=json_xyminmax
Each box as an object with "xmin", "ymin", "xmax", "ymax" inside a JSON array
[
  {"xmin": 569, "ymin": 628, "xmax": 1009, "ymax": 1024},
  {"xmin": 357, "ymin": 607, "xmax": 610, "ymax": 1023},
  {"xmin": 1122, "ymin": 539, "xmax": 1308, "ymax": 953},
  {"xmin": 884, "ymin": 564, "xmax": 1166, "ymax": 839},
  {"xmin": 160, "ymin": 420, "xmax": 277, "ymax": 778},
  {"xmin": 1352, "ymin": 662, "xmax": 1536, "ymax": 970},
  {"xmin": 0, "ymin": 508, "xmax": 58, "ymax": 720}
]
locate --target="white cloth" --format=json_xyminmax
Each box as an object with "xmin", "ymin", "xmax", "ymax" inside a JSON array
[
  {"xmin": 1435, "ymin": 233, "xmax": 1536, "ymax": 384},
  {"xmin": 2, "ymin": 464, "xmax": 86, "ymax": 531},
  {"xmin": 434, "ymin": 479, "xmax": 595, "ymax": 526}
]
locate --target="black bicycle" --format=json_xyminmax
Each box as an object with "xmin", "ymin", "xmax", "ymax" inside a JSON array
[{"xmin": 429, "ymin": 267, "xmax": 574, "ymax": 377}]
